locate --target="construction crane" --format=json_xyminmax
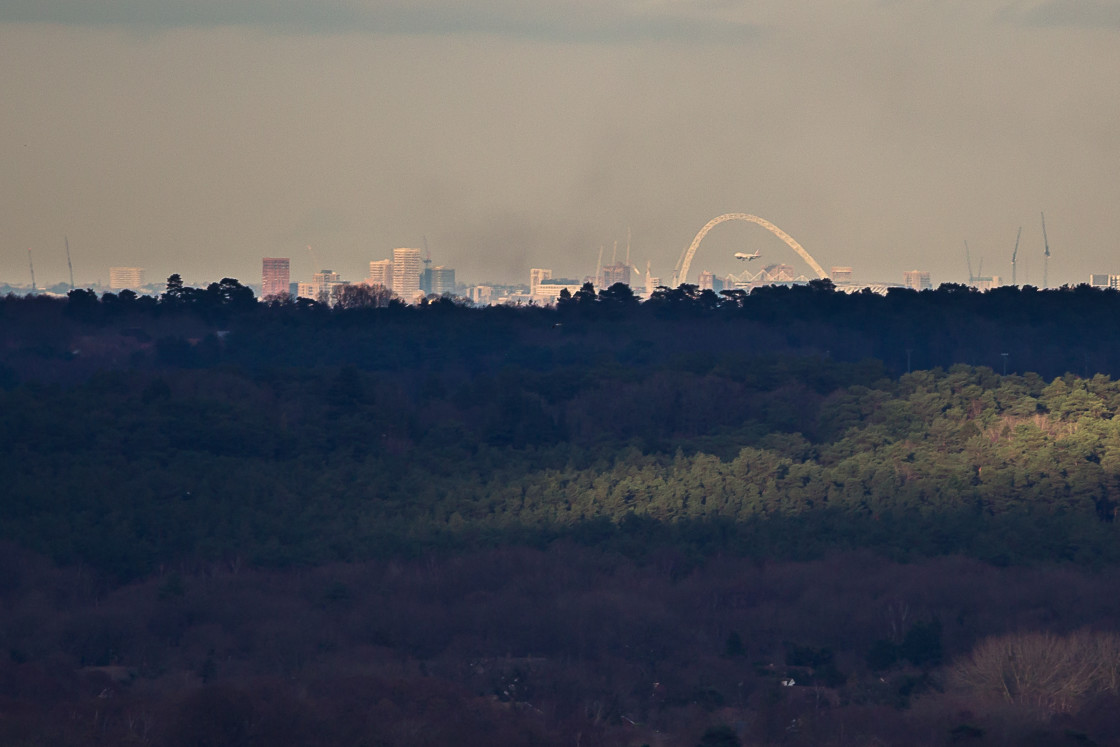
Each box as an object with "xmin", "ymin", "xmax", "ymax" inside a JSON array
[
  {"xmin": 965, "ymin": 240, "xmax": 994, "ymax": 288},
  {"xmin": 65, "ymin": 236, "xmax": 75, "ymax": 290},
  {"xmin": 28, "ymin": 249, "xmax": 36, "ymax": 292},
  {"xmin": 1041, "ymin": 212, "xmax": 1050, "ymax": 289},
  {"xmin": 1011, "ymin": 227, "xmax": 1021, "ymax": 286},
  {"xmin": 594, "ymin": 245, "xmax": 604, "ymax": 288}
]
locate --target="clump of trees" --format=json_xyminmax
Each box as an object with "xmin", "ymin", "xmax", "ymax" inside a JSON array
[{"xmin": 952, "ymin": 630, "xmax": 1120, "ymax": 715}]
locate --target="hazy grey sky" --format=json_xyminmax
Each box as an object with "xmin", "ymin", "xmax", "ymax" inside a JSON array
[{"xmin": 2, "ymin": 0, "xmax": 1118, "ymax": 288}]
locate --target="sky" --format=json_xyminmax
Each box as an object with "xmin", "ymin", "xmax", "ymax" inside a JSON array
[{"xmin": 2, "ymin": 0, "xmax": 1118, "ymax": 289}]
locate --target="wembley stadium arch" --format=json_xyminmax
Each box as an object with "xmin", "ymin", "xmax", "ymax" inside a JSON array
[{"xmin": 673, "ymin": 213, "xmax": 828, "ymax": 287}]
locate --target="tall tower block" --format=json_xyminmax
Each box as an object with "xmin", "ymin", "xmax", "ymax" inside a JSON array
[
  {"xmin": 262, "ymin": 257, "xmax": 290, "ymax": 298},
  {"xmin": 392, "ymin": 248, "xmax": 422, "ymax": 301}
]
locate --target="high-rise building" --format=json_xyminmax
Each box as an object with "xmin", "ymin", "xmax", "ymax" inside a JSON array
[
  {"xmin": 368, "ymin": 259, "xmax": 393, "ymax": 290},
  {"xmin": 830, "ymin": 267, "xmax": 853, "ymax": 285},
  {"xmin": 393, "ymin": 248, "xmax": 422, "ymax": 301},
  {"xmin": 530, "ymin": 268, "xmax": 552, "ymax": 295},
  {"xmin": 310, "ymin": 269, "xmax": 343, "ymax": 303},
  {"xmin": 429, "ymin": 266, "xmax": 456, "ymax": 296},
  {"xmin": 903, "ymin": 270, "xmax": 932, "ymax": 291},
  {"xmin": 262, "ymin": 257, "xmax": 290, "ymax": 298},
  {"xmin": 601, "ymin": 263, "xmax": 631, "ymax": 288},
  {"xmin": 109, "ymin": 267, "xmax": 145, "ymax": 290}
]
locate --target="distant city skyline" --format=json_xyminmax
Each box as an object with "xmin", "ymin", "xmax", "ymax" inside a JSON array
[
  {"xmin": 11, "ymin": 252, "xmax": 1120, "ymax": 307},
  {"xmin": 4, "ymin": 213, "xmax": 1113, "ymax": 294},
  {"xmin": 3, "ymin": 2, "xmax": 1119, "ymax": 288}
]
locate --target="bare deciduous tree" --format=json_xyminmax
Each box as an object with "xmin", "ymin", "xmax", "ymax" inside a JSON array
[{"xmin": 951, "ymin": 630, "xmax": 1120, "ymax": 715}]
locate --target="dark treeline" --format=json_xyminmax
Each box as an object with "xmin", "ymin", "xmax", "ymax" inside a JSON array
[
  {"xmin": 4, "ymin": 278, "xmax": 1120, "ymax": 745},
  {"xmin": 1, "ymin": 276, "xmax": 1119, "ymax": 381}
]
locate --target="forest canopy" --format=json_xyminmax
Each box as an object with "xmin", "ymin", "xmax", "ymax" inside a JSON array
[
  {"xmin": 2, "ymin": 281, "xmax": 1120, "ymax": 578},
  {"xmin": 6, "ymin": 280, "xmax": 1120, "ymax": 746}
]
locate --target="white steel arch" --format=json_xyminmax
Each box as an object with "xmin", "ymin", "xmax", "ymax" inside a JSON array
[{"xmin": 673, "ymin": 213, "xmax": 829, "ymax": 286}]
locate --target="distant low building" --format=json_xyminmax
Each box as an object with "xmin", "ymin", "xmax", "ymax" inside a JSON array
[
  {"xmin": 529, "ymin": 268, "xmax": 552, "ymax": 296},
  {"xmin": 469, "ymin": 285, "xmax": 493, "ymax": 305},
  {"xmin": 836, "ymin": 283, "xmax": 897, "ymax": 296},
  {"xmin": 313, "ymin": 270, "xmax": 343, "ymax": 302},
  {"xmin": 295, "ymin": 270, "xmax": 344, "ymax": 303},
  {"xmin": 531, "ymin": 278, "xmax": 584, "ymax": 305},
  {"xmin": 903, "ymin": 270, "xmax": 932, "ymax": 291},
  {"xmin": 109, "ymin": 267, "xmax": 145, "ymax": 291},
  {"xmin": 1090, "ymin": 274, "xmax": 1120, "ymax": 289},
  {"xmin": 697, "ymin": 271, "xmax": 730, "ymax": 293},
  {"xmin": 971, "ymin": 276, "xmax": 1001, "ymax": 291},
  {"xmin": 830, "ymin": 266, "xmax": 853, "ymax": 285}
]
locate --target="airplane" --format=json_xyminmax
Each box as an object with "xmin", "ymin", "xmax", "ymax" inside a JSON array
[{"xmin": 734, "ymin": 251, "xmax": 761, "ymax": 261}]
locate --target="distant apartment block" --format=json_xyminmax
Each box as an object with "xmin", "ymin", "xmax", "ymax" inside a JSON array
[
  {"xmin": 425, "ymin": 266, "xmax": 456, "ymax": 296},
  {"xmin": 1089, "ymin": 274, "xmax": 1120, "ymax": 289},
  {"xmin": 600, "ymin": 262, "xmax": 631, "ymax": 288},
  {"xmin": 972, "ymin": 276, "xmax": 1001, "ymax": 291},
  {"xmin": 368, "ymin": 259, "xmax": 393, "ymax": 289},
  {"xmin": 262, "ymin": 257, "xmax": 290, "ymax": 298},
  {"xmin": 313, "ymin": 270, "xmax": 343, "ymax": 302},
  {"xmin": 296, "ymin": 270, "xmax": 343, "ymax": 302},
  {"xmin": 393, "ymin": 248, "xmax": 422, "ymax": 301},
  {"xmin": 830, "ymin": 266, "xmax": 853, "ymax": 285},
  {"xmin": 529, "ymin": 268, "xmax": 552, "ymax": 295},
  {"xmin": 903, "ymin": 270, "xmax": 932, "ymax": 291},
  {"xmin": 469, "ymin": 285, "xmax": 493, "ymax": 306},
  {"xmin": 109, "ymin": 267, "xmax": 145, "ymax": 290},
  {"xmin": 531, "ymin": 278, "xmax": 584, "ymax": 304},
  {"xmin": 697, "ymin": 271, "xmax": 729, "ymax": 293}
]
